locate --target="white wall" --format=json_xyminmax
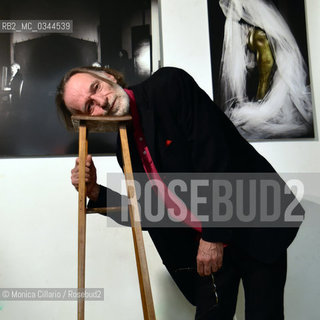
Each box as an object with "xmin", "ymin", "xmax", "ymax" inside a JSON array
[
  {"xmin": 159, "ymin": 0, "xmax": 213, "ymax": 97},
  {"xmin": 1, "ymin": 0, "xmax": 319, "ymax": 319}
]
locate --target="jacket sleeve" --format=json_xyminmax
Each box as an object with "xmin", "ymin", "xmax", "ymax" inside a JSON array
[
  {"xmin": 87, "ymin": 185, "xmax": 127, "ymax": 208},
  {"xmin": 87, "ymin": 185, "xmax": 130, "ymax": 227}
]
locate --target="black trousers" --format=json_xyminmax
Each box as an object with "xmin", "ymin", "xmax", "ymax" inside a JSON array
[
  {"xmin": 149, "ymin": 228, "xmax": 287, "ymax": 320},
  {"xmin": 167, "ymin": 245, "xmax": 287, "ymax": 320}
]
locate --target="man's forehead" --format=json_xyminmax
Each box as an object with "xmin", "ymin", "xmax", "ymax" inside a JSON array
[
  {"xmin": 64, "ymin": 73, "xmax": 97, "ymax": 98},
  {"xmin": 68, "ymin": 72, "xmax": 95, "ymax": 86},
  {"xmin": 74, "ymin": 70, "xmax": 115, "ymax": 82},
  {"xmin": 63, "ymin": 73, "xmax": 92, "ymax": 112}
]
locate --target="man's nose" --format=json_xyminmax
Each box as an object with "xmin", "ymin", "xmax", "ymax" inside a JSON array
[
  {"xmin": 91, "ymin": 105, "xmax": 106, "ymax": 116},
  {"xmin": 91, "ymin": 93, "xmax": 108, "ymax": 109}
]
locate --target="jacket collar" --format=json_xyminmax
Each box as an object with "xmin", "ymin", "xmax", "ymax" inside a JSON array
[{"xmin": 127, "ymin": 85, "xmax": 157, "ymax": 164}]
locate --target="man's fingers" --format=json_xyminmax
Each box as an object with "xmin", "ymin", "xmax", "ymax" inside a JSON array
[
  {"xmin": 200, "ymin": 256, "xmax": 216, "ymax": 276},
  {"xmin": 72, "ymin": 164, "xmax": 92, "ymax": 175},
  {"xmin": 197, "ymin": 252, "xmax": 211, "ymax": 276},
  {"xmin": 72, "ymin": 173, "xmax": 93, "ymax": 181},
  {"xmin": 71, "ymin": 166, "xmax": 79, "ymax": 174},
  {"xmin": 71, "ymin": 155, "xmax": 96, "ymax": 198},
  {"xmin": 203, "ymin": 263, "xmax": 212, "ymax": 276},
  {"xmin": 71, "ymin": 175, "xmax": 78, "ymax": 183},
  {"xmin": 86, "ymin": 155, "xmax": 93, "ymax": 167},
  {"xmin": 85, "ymin": 173, "xmax": 92, "ymax": 182},
  {"xmin": 197, "ymin": 262, "xmax": 219, "ymax": 276},
  {"xmin": 196, "ymin": 240, "xmax": 224, "ymax": 277},
  {"xmin": 197, "ymin": 261, "xmax": 204, "ymax": 276},
  {"xmin": 211, "ymin": 264, "xmax": 219, "ymax": 273},
  {"xmin": 76, "ymin": 155, "xmax": 93, "ymax": 166},
  {"xmin": 216, "ymin": 248, "xmax": 223, "ymax": 269}
]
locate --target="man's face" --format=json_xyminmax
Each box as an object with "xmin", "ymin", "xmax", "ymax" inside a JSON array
[
  {"xmin": 11, "ymin": 64, "xmax": 19, "ymax": 75},
  {"xmin": 64, "ymin": 72, "xmax": 129, "ymax": 116}
]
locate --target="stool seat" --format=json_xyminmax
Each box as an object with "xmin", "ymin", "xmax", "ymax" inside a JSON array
[{"xmin": 71, "ymin": 114, "xmax": 132, "ymax": 132}]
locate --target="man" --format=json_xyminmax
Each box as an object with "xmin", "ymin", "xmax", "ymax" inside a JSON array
[
  {"xmin": 56, "ymin": 66, "xmax": 303, "ymax": 319},
  {"xmin": 4, "ymin": 62, "xmax": 23, "ymax": 104}
]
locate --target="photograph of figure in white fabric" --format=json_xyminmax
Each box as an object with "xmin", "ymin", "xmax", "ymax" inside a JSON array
[{"xmin": 207, "ymin": 0, "xmax": 314, "ymax": 140}]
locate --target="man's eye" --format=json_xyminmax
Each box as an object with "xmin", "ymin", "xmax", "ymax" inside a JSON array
[
  {"xmin": 94, "ymin": 82, "xmax": 99, "ymax": 91},
  {"xmin": 87, "ymin": 101, "xmax": 93, "ymax": 114}
]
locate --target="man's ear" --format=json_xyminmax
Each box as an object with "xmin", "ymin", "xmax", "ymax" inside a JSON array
[{"xmin": 104, "ymin": 73, "xmax": 117, "ymax": 84}]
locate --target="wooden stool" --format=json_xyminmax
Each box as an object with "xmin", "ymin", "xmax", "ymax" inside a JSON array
[{"xmin": 71, "ymin": 115, "xmax": 156, "ymax": 320}]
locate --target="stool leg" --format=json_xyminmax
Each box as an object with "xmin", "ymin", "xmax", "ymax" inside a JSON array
[
  {"xmin": 78, "ymin": 123, "xmax": 88, "ymax": 320},
  {"xmin": 119, "ymin": 125, "xmax": 156, "ymax": 320}
]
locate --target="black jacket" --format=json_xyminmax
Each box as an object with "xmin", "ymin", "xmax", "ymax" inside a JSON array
[{"xmin": 89, "ymin": 67, "xmax": 303, "ymax": 266}]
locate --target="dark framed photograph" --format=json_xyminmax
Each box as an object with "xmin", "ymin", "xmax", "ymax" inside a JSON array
[
  {"xmin": 207, "ymin": 0, "xmax": 314, "ymax": 140},
  {"xmin": 0, "ymin": 0, "xmax": 155, "ymax": 157}
]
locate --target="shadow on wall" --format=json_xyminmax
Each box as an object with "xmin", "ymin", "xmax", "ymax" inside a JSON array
[
  {"xmin": 223, "ymin": 198, "xmax": 320, "ymax": 320},
  {"xmin": 285, "ymin": 198, "xmax": 320, "ymax": 320},
  {"xmin": 154, "ymin": 271, "xmax": 195, "ymax": 319}
]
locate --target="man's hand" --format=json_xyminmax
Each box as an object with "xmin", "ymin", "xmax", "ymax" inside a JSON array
[
  {"xmin": 196, "ymin": 239, "xmax": 224, "ymax": 276},
  {"xmin": 71, "ymin": 155, "xmax": 100, "ymax": 201}
]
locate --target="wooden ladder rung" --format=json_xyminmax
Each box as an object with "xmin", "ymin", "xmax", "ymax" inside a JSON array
[{"xmin": 86, "ymin": 206, "xmax": 124, "ymax": 214}]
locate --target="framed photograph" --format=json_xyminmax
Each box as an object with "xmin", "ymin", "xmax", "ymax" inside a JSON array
[
  {"xmin": 0, "ymin": 0, "xmax": 157, "ymax": 157},
  {"xmin": 207, "ymin": 0, "xmax": 314, "ymax": 140}
]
